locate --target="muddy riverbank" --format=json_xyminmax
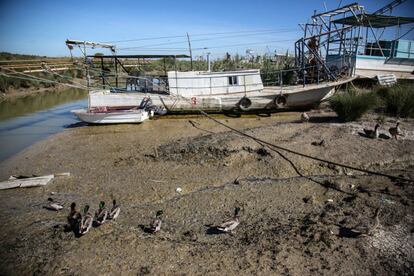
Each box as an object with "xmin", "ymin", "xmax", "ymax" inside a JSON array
[{"xmin": 0, "ymin": 111, "xmax": 413, "ymax": 275}]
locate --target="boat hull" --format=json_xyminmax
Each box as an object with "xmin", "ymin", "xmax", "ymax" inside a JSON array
[
  {"xmin": 89, "ymin": 78, "xmax": 354, "ymax": 113},
  {"xmin": 71, "ymin": 109, "xmax": 149, "ymax": 124}
]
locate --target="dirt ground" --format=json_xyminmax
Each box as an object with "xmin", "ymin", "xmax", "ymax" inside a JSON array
[{"xmin": 0, "ymin": 110, "xmax": 413, "ymax": 275}]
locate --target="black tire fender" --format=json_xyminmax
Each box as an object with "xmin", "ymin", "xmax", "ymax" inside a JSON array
[
  {"xmin": 238, "ymin": 96, "xmax": 252, "ymax": 111},
  {"xmin": 274, "ymin": 95, "xmax": 287, "ymax": 108}
]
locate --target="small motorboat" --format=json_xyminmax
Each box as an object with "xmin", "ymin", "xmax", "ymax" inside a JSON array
[{"xmin": 71, "ymin": 106, "xmax": 152, "ymax": 124}]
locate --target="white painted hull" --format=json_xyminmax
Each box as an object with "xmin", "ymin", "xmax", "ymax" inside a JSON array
[
  {"xmin": 71, "ymin": 109, "xmax": 149, "ymax": 124},
  {"xmin": 89, "ymin": 78, "xmax": 354, "ymax": 113}
]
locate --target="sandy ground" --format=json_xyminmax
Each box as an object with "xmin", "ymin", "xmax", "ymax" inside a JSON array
[{"xmin": 0, "ymin": 111, "xmax": 413, "ymax": 275}]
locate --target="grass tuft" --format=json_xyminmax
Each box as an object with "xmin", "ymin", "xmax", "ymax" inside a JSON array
[
  {"xmin": 329, "ymin": 89, "xmax": 378, "ymax": 122},
  {"xmin": 376, "ymin": 84, "xmax": 414, "ymax": 118}
]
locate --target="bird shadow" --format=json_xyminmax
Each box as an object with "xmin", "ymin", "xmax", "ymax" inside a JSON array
[
  {"xmin": 379, "ymin": 133, "xmax": 391, "ymax": 139},
  {"xmin": 358, "ymin": 132, "xmax": 390, "ymax": 139},
  {"xmin": 63, "ymin": 224, "xmax": 82, "ymax": 238},
  {"xmin": 337, "ymin": 226, "xmax": 362, "ymax": 239},
  {"xmin": 138, "ymin": 224, "xmax": 154, "ymax": 234},
  {"xmin": 204, "ymin": 224, "xmax": 226, "ymax": 235},
  {"xmin": 93, "ymin": 221, "xmax": 103, "ymax": 228}
]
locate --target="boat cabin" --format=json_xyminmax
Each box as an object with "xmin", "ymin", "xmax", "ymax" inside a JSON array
[
  {"xmin": 327, "ymin": 13, "xmax": 414, "ymax": 79},
  {"xmin": 167, "ymin": 70, "xmax": 263, "ymax": 96}
]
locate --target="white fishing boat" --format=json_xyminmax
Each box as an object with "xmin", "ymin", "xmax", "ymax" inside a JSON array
[
  {"xmin": 71, "ymin": 107, "xmax": 152, "ymax": 124},
  {"xmin": 87, "ymin": 70, "xmax": 355, "ymax": 113}
]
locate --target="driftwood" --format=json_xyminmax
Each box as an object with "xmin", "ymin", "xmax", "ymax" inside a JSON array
[
  {"xmin": 0, "ymin": 175, "xmax": 55, "ymax": 190},
  {"xmin": 0, "ymin": 172, "xmax": 70, "ymax": 190}
]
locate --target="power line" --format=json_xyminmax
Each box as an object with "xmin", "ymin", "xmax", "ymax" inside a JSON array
[
  {"xmin": 117, "ymin": 40, "xmax": 295, "ymax": 54},
  {"xmin": 103, "ymin": 28, "xmax": 297, "ymax": 44},
  {"xmin": 192, "ymin": 39, "xmax": 295, "ymax": 51},
  {"xmin": 118, "ymin": 30, "xmax": 298, "ymax": 50}
]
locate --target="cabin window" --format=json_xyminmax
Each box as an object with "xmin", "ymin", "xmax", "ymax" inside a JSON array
[{"xmin": 228, "ymin": 76, "xmax": 238, "ymax": 86}]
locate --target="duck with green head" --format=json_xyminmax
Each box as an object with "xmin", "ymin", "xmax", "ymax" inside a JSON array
[
  {"xmin": 108, "ymin": 199, "xmax": 121, "ymax": 220},
  {"xmin": 79, "ymin": 205, "xmax": 93, "ymax": 235},
  {"xmin": 95, "ymin": 201, "xmax": 108, "ymax": 225}
]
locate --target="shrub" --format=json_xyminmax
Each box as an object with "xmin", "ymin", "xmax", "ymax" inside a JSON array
[
  {"xmin": 329, "ymin": 89, "xmax": 378, "ymax": 122},
  {"xmin": 376, "ymin": 84, "xmax": 414, "ymax": 118},
  {"xmin": 0, "ymin": 75, "xmax": 8, "ymax": 92}
]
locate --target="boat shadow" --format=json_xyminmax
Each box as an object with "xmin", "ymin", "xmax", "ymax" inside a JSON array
[{"xmin": 65, "ymin": 122, "xmax": 88, "ymax": 128}]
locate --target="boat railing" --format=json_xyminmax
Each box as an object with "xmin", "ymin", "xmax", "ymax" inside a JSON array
[{"xmin": 86, "ymin": 62, "xmax": 347, "ymax": 93}]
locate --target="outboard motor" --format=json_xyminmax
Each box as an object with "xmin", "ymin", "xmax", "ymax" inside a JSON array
[{"xmin": 139, "ymin": 97, "xmax": 153, "ymax": 109}]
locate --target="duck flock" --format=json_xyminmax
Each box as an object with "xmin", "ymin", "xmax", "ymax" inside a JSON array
[
  {"xmin": 363, "ymin": 122, "xmax": 402, "ymax": 139},
  {"xmin": 65, "ymin": 200, "xmax": 120, "ymax": 236},
  {"xmin": 301, "ymin": 112, "xmax": 403, "ymax": 140},
  {"xmin": 47, "ymin": 112, "xmax": 400, "ymax": 238},
  {"xmin": 61, "ymin": 199, "xmax": 241, "ymax": 237}
]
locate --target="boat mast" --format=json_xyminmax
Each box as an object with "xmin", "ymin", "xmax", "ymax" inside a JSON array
[{"xmin": 65, "ymin": 39, "xmax": 116, "ymax": 110}]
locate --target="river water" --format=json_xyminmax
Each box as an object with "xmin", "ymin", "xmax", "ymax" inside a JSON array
[{"xmin": 0, "ymin": 89, "xmax": 88, "ymax": 162}]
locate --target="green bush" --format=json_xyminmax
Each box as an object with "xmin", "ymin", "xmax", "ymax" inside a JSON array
[
  {"xmin": 329, "ymin": 89, "xmax": 378, "ymax": 122},
  {"xmin": 376, "ymin": 84, "xmax": 414, "ymax": 118},
  {"xmin": 0, "ymin": 75, "xmax": 8, "ymax": 92}
]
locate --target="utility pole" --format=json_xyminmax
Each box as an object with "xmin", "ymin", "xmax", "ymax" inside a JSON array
[
  {"xmin": 206, "ymin": 52, "xmax": 211, "ymax": 72},
  {"xmin": 186, "ymin": 32, "xmax": 193, "ymax": 71}
]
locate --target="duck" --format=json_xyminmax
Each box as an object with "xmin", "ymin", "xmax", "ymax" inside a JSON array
[
  {"xmin": 149, "ymin": 210, "xmax": 163, "ymax": 233},
  {"xmin": 217, "ymin": 207, "xmax": 241, "ymax": 233},
  {"xmin": 311, "ymin": 139, "xmax": 326, "ymax": 147},
  {"xmin": 363, "ymin": 124, "xmax": 380, "ymax": 139},
  {"xmin": 389, "ymin": 122, "xmax": 401, "ymax": 140},
  {"xmin": 301, "ymin": 112, "xmax": 310, "ymax": 122},
  {"xmin": 108, "ymin": 199, "xmax": 121, "ymax": 220},
  {"xmin": 67, "ymin": 202, "xmax": 82, "ymax": 231},
  {"xmin": 334, "ymin": 208, "xmax": 381, "ymax": 238},
  {"xmin": 79, "ymin": 205, "xmax": 93, "ymax": 235},
  {"xmin": 350, "ymin": 208, "xmax": 381, "ymax": 237},
  {"xmin": 94, "ymin": 201, "xmax": 108, "ymax": 225},
  {"xmin": 44, "ymin": 197, "xmax": 64, "ymax": 211}
]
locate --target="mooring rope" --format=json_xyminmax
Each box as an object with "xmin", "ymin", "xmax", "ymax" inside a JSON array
[{"xmin": 0, "ymin": 67, "xmax": 87, "ymax": 90}]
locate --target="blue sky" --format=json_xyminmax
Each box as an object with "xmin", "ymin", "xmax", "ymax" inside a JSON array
[{"xmin": 0, "ymin": 0, "xmax": 413, "ymax": 58}]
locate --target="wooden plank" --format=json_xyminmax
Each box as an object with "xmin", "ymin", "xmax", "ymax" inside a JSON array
[{"xmin": 0, "ymin": 175, "xmax": 55, "ymax": 190}]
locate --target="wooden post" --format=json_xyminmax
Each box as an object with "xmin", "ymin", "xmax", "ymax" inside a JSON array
[
  {"xmin": 302, "ymin": 40, "xmax": 305, "ymax": 87},
  {"xmin": 115, "ymin": 57, "xmax": 118, "ymax": 88},
  {"xmin": 101, "ymin": 57, "xmax": 105, "ymax": 86},
  {"xmin": 163, "ymin": 58, "xmax": 167, "ymax": 76}
]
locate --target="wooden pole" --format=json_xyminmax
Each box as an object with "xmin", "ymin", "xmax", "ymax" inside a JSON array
[
  {"xmin": 101, "ymin": 57, "xmax": 105, "ymax": 86},
  {"xmin": 115, "ymin": 57, "xmax": 118, "ymax": 87}
]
